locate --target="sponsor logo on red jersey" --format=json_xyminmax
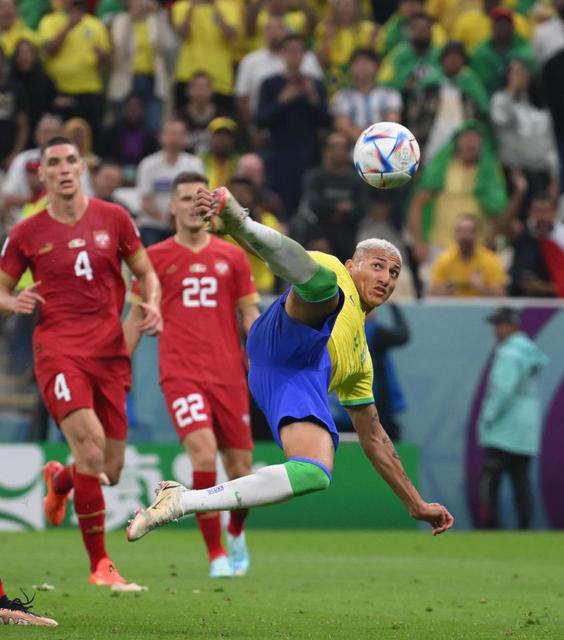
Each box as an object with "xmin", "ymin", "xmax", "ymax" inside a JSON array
[
  {"xmin": 214, "ymin": 260, "xmax": 229, "ymax": 276},
  {"xmin": 68, "ymin": 238, "xmax": 86, "ymax": 249},
  {"xmin": 93, "ymin": 230, "xmax": 111, "ymax": 249},
  {"xmin": 189, "ymin": 263, "xmax": 207, "ymax": 273}
]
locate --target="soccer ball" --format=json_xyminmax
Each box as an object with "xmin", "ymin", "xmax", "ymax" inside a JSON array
[{"xmin": 353, "ymin": 122, "xmax": 420, "ymax": 189}]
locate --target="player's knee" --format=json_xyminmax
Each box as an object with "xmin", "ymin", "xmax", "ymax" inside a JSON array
[
  {"xmin": 284, "ymin": 459, "xmax": 332, "ymax": 496},
  {"xmin": 105, "ymin": 467, "xmax": 121, "ymax": 486}
]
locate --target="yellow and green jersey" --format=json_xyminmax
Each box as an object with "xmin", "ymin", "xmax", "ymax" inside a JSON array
[{"xmin": 310, "ymin": 252, "xmax": 374, "ymax": 407}]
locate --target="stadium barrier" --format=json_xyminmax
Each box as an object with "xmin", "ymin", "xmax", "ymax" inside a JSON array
[{"xmin": 0, "ymin": 442, "xmax": 418, "ymax": 532}]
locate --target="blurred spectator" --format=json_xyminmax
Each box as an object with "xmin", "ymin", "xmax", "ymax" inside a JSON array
[
  {"xmin": 236, "ymin": 153, "xmax": 287, "ymax": 222},
  {"xmin": 0, "ymin": 0, "xmax": 40, "ymax": 57},
  {"xmin": 378, "ymin": 0, "xmax": 446, "ymax": 57},
  {"xmin": 96, "ymin": 0, "xmax": 126, "ymax": 23},
  {"xmin": 63, "ymin": 117, "xmax": 100, "ymax": 174},
  {"xmin": 38, "ymin": 0, "xmax": 111, "ymax": 136},
  {"xmin": 97, "ymin": 92, "xmax": 158, "ymax": 183},
  {"xmin": 300, "ymin": 131, "xmax": 367, "ymax": 262},
  {"xmin": 378, "ymin": 12, "xmax": 441, "ymax": 91},
  {"xmin": 425, "ymin": 0, "xmax": 481, "ymax": 35},
  {"xmin": 508, "ymin": 192, "xmax": 564, "ymax": 297},
  {"xmin": 91, "ymin": 160, "xmax": 135, "ymax": 216},
  {"xmin": 452, "ymin": 0, "xmax": 531, "ymax": 53},
  {"xmin": 10, "ymin": 39, "xmax": 56, "ymax": 143},
  {"xmin": 428, "ymin": 213, "xmax": 507, "ymax": 296},
  {"xmin": 470, "ymin": 7, "xmax": 535, "ymax": 96},
  {"xmin": 408, "ymin": 122, "xmax": 508, "ymax": 267},
  {"xmin": 235, "ymin": 14, "xmax": 323, "ymax": 131},
  {"xmin": 0, "ymin": 45, "xmax": 28, "ymax": 170},
  {"xmin": 365, "ymin": 304, "xmax": 410, "ymax": 442},
  {"xmin": 356, "ymin": 193, "xmax": 416, "ymax": 299},
  {"xmin": 331, "ymin": 48, "xmax": 401, "ymax": 146},
  {"xmin": 228, "ymin": 174, "xmax": 282, "ymax": 295},
  {"xmin": 108, "ymin": 0, "xmax": 170, "ymax": 134},
  {"xmin": 315, "ymin": 0, "xmax": 379, "ymax": 93},
  {"xmin": 256, "ymin": 33, "xmax": 330, "ymax": 217},
  {"xmin": 491, "ymin": 58, "xmax": 559, "ymax": 210},
  {"xmin": 136, "ymin": 118, "xmax": 204, "ymax": 246},
  {"xmin": 171, "ymin": 0, "xmax": 240, "ymax": 110},
  {"xmin": 18, "ymin": 0, "xmax": 51, "ymax": 30},
  {"xmin": 406, "ymin": 41, "xmax": 489, "ymax": 163},
  {"xmin": 532, "ymin": 0, "xmax": 564, "ymax": 194},
  {"xmin": 479, "ymin": 306, "xmax": 548, "ymax": 529},
  {"xmin": 245, "ymin": 0, "xmax": 317, "ymax": 53},
  {"xmin": 176, "ymin": 71, "xmax": 232, "ymax": 156},
  {"xmin": 2, "ymin": 114, "xmax": 61, "ymax": 218},
  {"xmin": 199, "ymin": 117, "xmax": 240, "ymax": 190}
]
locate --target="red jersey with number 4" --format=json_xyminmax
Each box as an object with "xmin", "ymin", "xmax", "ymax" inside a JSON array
[
  {"xmin": 143, "ymin": 235, "xmax": 259, "ymax": 386},
  {"xmin": 0, "ymin": 198, "xmax": 141, "ymax": 359}
]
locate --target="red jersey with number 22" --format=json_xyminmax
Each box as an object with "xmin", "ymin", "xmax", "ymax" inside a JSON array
[
  {"xmin": 145, "ymin": 235, "xmax": 259, "ymax": 386},
  {"xmin": 0, "ymin": 199, "xmax": 141, "ymax": 359}
]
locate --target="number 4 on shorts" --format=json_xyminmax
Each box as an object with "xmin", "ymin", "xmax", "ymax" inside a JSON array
[{"xmin": 54, "ymin": 373, "xmax": 71, "ymax": 402}]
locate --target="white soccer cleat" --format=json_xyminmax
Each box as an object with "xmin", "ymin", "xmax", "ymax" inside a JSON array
[
  {"xmin": 127, "ymin": 481, "xmax": 186, "ymax": 542},
  {"xmin": 227, "ymin": 531, "xmax": 250, "ymax": 576},
  {"xmin": 209, "ymin": 555, "xmax": 233, "ymax": 579},
  {"xmin": 207, "ymin": 187, "xmax": 249, "ymax": 235}
]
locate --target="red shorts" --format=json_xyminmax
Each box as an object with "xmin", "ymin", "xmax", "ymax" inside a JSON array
[
  {"xmin": 35, "ymin": 356, "xmax": 131, "ymax": 440},
  {"xmin": 161, "ymin": 378, "xmax": 253, "ymax": 450}
]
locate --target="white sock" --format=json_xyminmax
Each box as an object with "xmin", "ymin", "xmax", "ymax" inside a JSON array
[{"xmin": 180, "ymin": 464, "xmax": 293, "ymax": 514}]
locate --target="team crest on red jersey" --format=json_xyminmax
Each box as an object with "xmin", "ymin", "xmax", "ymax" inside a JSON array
[
  {"xmin": 93, "ymin": 230, "xmax": 111, "ymax": 249},
  {"xmin": 214, "ymin": 260, "xmax": 230, "ymax": 276}
]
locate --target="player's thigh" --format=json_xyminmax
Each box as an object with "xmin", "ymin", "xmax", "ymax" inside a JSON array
[
  {"xmin": 280, "ymin": 421, "xmax": 335, "ymax": 472},
  {"xmin": 59, "ymin": 408, "xmax": 106, "ymax": 475},
  {"xmin": 221, "ymin": 448, "xmax": 252, "ymax": 480},
  {"xmin": 181, "ymin": 428, "xmax": 218, "ymax": 471},
  {"xmin": 162, "ymin": 380, "xmax": 215, "ymax": 444},
  {"xmin": 91, "ymin": 361, "xmax": 130, "ymax": 442},
  {"xmin": 207, "ymin": 382, "xmax": 254, "ymax": 452}
]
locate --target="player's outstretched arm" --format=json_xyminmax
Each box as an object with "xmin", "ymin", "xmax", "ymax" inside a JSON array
[
  {"xmin": 195, "ymin": 187, "xmax": 341, "ymax": 325},
  {"xmin": 346, "ymin": 403, "xmax": 454, "ymax": 535}
]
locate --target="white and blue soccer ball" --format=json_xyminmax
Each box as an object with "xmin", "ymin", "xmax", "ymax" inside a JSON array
[{"xmin": 353, "ymin": 121, "xmax": 420, "ymax": 189}]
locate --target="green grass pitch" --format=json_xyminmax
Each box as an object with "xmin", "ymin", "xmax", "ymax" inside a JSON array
[{"xmin": 1, "ymin": 529, "xmax": 563, "ymax": 639}]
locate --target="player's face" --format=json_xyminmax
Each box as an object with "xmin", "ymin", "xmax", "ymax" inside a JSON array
[
  {"xmin": 171, "ymin": 181, "xmax": 207, "ymax": 232},
  {"xmin": 39, "ymin": 143, "xmax": 84, "ymax": 199},
  {"xmin": 346, "ymin": 249, "xmax": 401, "ymax": 311}
]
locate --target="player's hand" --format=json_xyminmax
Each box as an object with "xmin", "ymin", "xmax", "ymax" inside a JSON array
[
  {"xmin": 137, "ymin": 302, "xmax": 163, "ymax": 336},
  {"xmin": 194, "ymin": 186, "xmax": 228, "ymax": 233},
  {"xmin": 14, "ymin": 282, "xmax": 46, "ymax": 315},
  {"xmin": 412, "ymin": 502, "xmax": 454, "ymax": 535}
]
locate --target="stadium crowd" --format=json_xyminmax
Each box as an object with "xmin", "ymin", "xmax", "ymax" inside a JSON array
[{"xmin": 0, "ymin": 0, "xmax": 563, "ymax": 300}]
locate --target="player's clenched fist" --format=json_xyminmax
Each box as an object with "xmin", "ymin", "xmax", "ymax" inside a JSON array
[{"xmin": 14, "ymin": 282, "xmax": 46, "ymax": 315}]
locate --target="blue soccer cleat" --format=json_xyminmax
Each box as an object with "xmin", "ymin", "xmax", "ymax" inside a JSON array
[
  {"xmin": 227, "ymin": 532, "xmax": 250, "ymax": 576},
  {"xmin": 209, "ymin": 555, "xmax": 233, "ymax": 579}
]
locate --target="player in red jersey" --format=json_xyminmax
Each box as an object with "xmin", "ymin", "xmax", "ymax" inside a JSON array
[
  {"xmin": 124, "ymin": 172, "xmax": 260, "ymax": 577},
  {"xmin": 0, "ymin": 137, "xmax": 162, "ymax": 590}
]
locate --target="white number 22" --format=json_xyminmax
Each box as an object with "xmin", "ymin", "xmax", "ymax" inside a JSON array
[
  {"xmin": 182, "ymin": 276, "xmax": 217, "ymax": 308},
  {"xmin": 74, "ymin": 250, "xmax": 93, "ymax": 281},
  {"xmin": 172, "ymin": 393, "xmax": 207, "ymax": 428}
]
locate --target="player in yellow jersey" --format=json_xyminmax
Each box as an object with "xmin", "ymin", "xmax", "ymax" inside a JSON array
[{"xmin": 128, "ymin": 188, "xmax": 454, "ymax": 542}]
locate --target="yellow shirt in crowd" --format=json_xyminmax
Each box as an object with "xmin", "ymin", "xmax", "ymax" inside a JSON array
[
  {"xmin": 172, "ymin": 1, "xmax": 241, "ymax": 94},
  {"xmin": 0, "ymin": 18, "xmax": 40, "ymax": 57},
  {"xmin": 430, "ymin": 244, "xmax": 507, "ymax": 296},
  {"xmin": 452, "ymin": 9, "xmax": 531, "ymax": 51},
  {"xmin": 132, "ymin": 20, "xmax": 154, "ymax": 75},
  {"xmin": 38, "ymin": 12, "xmax": 111, "ymax": 94},
  {"xmin": 311, "ymin": 252, "xmax": 374, "ymax": 407},
  {"xmin": 430, "ymin": 159, "xmax": 482, "ymax": 250}
]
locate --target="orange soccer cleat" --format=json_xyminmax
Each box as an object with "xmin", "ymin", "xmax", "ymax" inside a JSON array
[
  {"xmin": 42, "ymin": 461, "xmax": 70, "ymax": 527},
  {"xmin": 88, "ymin": 558, "xmax": 147, "ymax": 592}
]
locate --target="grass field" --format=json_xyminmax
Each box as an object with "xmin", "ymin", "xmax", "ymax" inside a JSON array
[{"xmin": 1, "ymin": 529, "xmax": 563, "ymax": 639}]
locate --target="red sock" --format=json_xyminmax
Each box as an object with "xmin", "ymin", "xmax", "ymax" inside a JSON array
[
  {"xmin": 228, "ymin": 509, "xmax": 249, "ymax": 537},
  {"xmin": 193, "ymin": 471, "xmax": 225, "ymax": 561},
  {"xmin": 74, "ymin": 471, "xmax": 107, "ymax": 572},
  {"xmin": 54, "ymin": 464, "xmax": 75, "ymax": 495},
  {"xmin": 0, "ymin": 578, "xmax": 5, "ymax": 598}
]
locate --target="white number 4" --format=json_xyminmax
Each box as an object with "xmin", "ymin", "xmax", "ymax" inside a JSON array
[
  {"xmin": 172, "ymin": 393, "xmax": 207, "ymax": 428},
  {"xmin": 54, "ymin": 373, "xmax": 71, "ymax": 402},
  {"xmin": 74, "ymin": 250, "xmax": 93, "ymax": 281}
]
